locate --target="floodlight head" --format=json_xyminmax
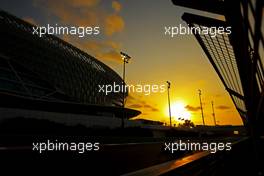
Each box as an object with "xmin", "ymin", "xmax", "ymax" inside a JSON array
[
  {"xmin": 120, "ymin": 51, "xmax": 131, "ymax": 63},
  {"xmin": 166, "ymin": 81, "xmax": 171, "ymax": 88}
]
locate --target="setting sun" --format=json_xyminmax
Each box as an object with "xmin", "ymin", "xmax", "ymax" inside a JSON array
[{"xmin": 170, "ymin": 101, "xmax": 191, "ymax": 121}]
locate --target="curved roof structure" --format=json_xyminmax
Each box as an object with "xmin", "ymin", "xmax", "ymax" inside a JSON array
[{"xmin": 0, "ymin": 10, "xmax": 140, "ymax": 118}]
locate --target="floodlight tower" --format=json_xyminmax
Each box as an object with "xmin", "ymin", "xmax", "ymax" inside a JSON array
[
  {"xmin": 167, "ymin": 81, "xmax": 172, "ymax": 128},
  {"xmin": 120, "ymin": 52, "xmax": 131, "ymax": 128},
  {"xmin": 198, "ymin": 89, "xmax": 205, "ymax": 126},
  {"xmin": 211, "ymin": 101, "xmax": 217, "ymax": 126}
]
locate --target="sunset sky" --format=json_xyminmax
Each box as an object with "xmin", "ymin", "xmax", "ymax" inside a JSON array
[{"xmin": 0, "ymin": 0, "xmax": 243, "ymax": 125}]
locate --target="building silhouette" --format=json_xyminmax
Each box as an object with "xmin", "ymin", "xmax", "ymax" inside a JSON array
[{"xmin": 0, "ymin": 10, "xmax": 140, "ymax": 128}]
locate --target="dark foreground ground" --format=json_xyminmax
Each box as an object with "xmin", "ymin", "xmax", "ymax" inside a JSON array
[
  {"xmin": 0, "ymin": 118, "xmax": 263, "ymax": 175},
  {"xmin": 1, "ymin": 135, "xmax": 263, "ymax": 175}
]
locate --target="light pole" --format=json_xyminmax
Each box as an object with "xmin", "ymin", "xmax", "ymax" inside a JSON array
[
  {"xmin": 166, "ymin": 81, "xmax": 172, "ymax": 128},
  {"xmin": 120, "ymin": 52, "xmax": 131, "ymax": 128},
  {"xmin": 198, "ymin": 89, "xmax": 205, "ymax": 126},
  {"xmin": 211, "ymin": 101, "xmax": 217, "ymax": 126}
]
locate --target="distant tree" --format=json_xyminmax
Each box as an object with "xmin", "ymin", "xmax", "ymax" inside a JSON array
[{"xmin": 180, "ymin": 120, "xmax": 195, "ymax": 128}]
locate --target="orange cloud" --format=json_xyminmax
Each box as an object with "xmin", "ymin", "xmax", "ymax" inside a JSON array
[
  {"xmin": 129, "ymin": 104, "xmax": 143, "ymax": 108},
  {"xmin": 84, "ymin": 41, "xmax": 102, "ymax": 52},
  {"xmin": 112, "ymin": 1, "xmax": 122, "ymax": 12},
  {"xmin": 104, "ymin": 14, "xmax": 125, "ymax": 36},
  {"xmin": 64, "ymin": 38, "xmax": 123, "ymax": 63},
  {"xmin": 104, "ymin": 40, "xmax": 121, "ymax": 50},
  {"xmin": 97, "ymin": 50, "xmax": 122, "ymax": 63},
  {"xmin": 34, "ymin": 0, "xmax": 125, "ymax": 35},
  {"xmin": 185, "ymin": 105, "xmax": 200, "ymax": 112},
  {"xmin": 37, "ymin": 0, "xmax": 99, "ymax": 26},
  {"xmin": 144, "ymin": 105, "xmax": 159, "ymax": 112},
  {"xmin": 34, "ymin": 0, "xmax": 125, "ymax": 63},
  {"xmin": 68, "ymin": 0, "xmax": 99, "ymax": 7},
  {"xmin": 127, "ymin": 94, "xmax": 160, "ymax": 113}
]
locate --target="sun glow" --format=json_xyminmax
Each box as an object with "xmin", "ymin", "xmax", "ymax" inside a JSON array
[{"xmin": 170, "ymin": 101, "xmax": 191, "ymax": 121}]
